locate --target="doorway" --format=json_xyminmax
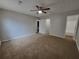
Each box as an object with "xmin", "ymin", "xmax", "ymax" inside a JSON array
[{"xmin": 36, "ymin": 20, "xmax": 39, "ymax": 33}]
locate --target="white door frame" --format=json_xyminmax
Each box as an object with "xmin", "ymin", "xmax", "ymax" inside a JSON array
[{"xmin": 75, "ymin": 16, "xmax": 79, "ymax": 40}]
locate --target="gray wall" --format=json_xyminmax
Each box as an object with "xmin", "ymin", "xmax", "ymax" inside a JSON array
[
  {"xmin": 0, "ymin": 10, "xmax": 36, "ymax": 40},
  {"xmin": 39, "ymin": 14, "xmax": 67, "ymax": 38},
  {"xmin": 39, "ymin": 19, "xmax": 47, "ymax": 34},
  {"xmin": 39, "ymin": 19, "xmax": 50, "ymax": 34},
  {"xmin": 49, "ymin": 14, "xmax": 66, "ymax": 37}
]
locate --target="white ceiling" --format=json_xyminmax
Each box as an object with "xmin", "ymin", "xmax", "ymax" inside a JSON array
[{"xmin": 0, "ymin": 0, "xmax": 79, "ymax": 17}]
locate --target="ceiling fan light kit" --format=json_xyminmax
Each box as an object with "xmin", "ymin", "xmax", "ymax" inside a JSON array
[{"xmin": 38, "ymin": 10, "xmax": 42, "ymax": 14}]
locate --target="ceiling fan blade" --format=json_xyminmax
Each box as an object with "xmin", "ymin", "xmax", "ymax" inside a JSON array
[
  {"xmin": 42, "ymin": 8, "xmax": 50, "ymax": 10},
  {"xmin": 39, "ymin": 6, "xmax": 44, "ymax": 9},
  {"xmin": 30, "ymin": 10, "xmax": 38, "ymax": 11},
  {"xmin": 36, "ymin": 5, "xmax": 40, "ymax": 9},
  {"xmin": 42, "ymin": 10, "xmax": 47, "ymax": 14}
]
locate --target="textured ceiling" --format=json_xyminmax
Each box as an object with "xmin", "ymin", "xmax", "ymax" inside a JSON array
[{"xmin": 0, "ymin": 0, "xmax": 79, "ymax": 17}]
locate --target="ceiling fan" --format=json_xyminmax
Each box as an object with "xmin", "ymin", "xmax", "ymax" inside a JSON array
[
  {"xmin": 18, "ymin": 0, "xmax": 50, "ymax": 14},
  {"xmin": 30, "ymin": 5, "xmax": 50, "ymax": 14}
]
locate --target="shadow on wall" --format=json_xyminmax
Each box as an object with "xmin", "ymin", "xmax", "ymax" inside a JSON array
[
  {"xmin": 2, "ymin": 18, "xmax": 25, "ymax": 39},
  {"xmin": 2, "ymin": 17, "xmax": 36, "ymax": 40}
]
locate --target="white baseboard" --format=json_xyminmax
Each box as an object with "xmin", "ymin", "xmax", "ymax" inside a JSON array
[
  {"xmin": 13, "ymin": 33, "xmax": 35, "ymax": 39},
  {"xmin": 65, "ymin": 33, "xmax": 74, "ymax": 36},
  {"xmin": 13, "ymin": 35, "xmax": 28, "ymax": 39},
  {"xmin": 1, "ymin": 40, "xmax": 10, "ymax": 42},
  {"xmin": 49, "ymin": 34, "xmax": 65, "ymax": 38},
  {"xmin": 1, "ymin": 33, "xmax": 35, "ymax": 42}
]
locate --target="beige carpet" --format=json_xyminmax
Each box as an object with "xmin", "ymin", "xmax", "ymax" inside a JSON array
[{"xmin": 1, "ymin": 34, "xmax": 79, "ymax": 59}]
